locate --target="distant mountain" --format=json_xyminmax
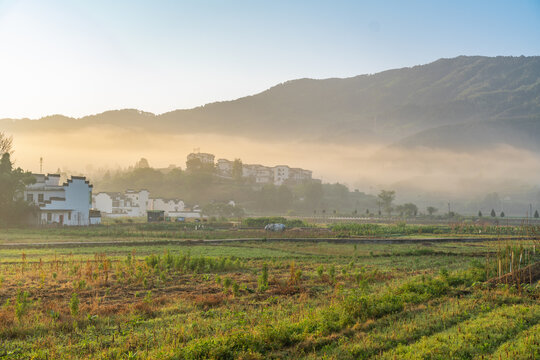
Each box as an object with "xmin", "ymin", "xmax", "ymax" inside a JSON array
[
  {"xmin": 2, "ymin": 56, "xmax": 539, "ymax": 150},
  {"xmin": 395, "ymin": 118, "xmax": 540, "ymax": 152}
]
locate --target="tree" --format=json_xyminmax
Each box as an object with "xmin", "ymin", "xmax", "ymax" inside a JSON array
[
  {"xmin": 0, "ymin": 131, "xmax": 13, "ymax": 155},
  {"xmin": 134, "ymin": 158, "xmax": 150, "ymax": 169},
  {"xmin": 478, "ymin": 210, "xmax": 483, "ymax": 217},
  {"xmin": 0, "ymin": 153, "xmax": 36, "ymax": 226},
  {"xmin": 186, "ymin": 157, "xmax": 214, "ymax": 174},
  {"xmin": 490, "ymin": 209, "xmax": 496, "ymax": 217},
  {"xmin": 377, "ymin": 190, "xmax": 395, "ymax": 216},
  {"xmin": 232, "ymin": 159, "xmax": 243, "ymax": 182},
  {"xmin": 396, "ymin": 203, "xmax": 418, "ymax": 217},
  {"xmin": 427, "ymin": 206, "xmax": 438, "ymax": 216},
  {"xmin": 534, "ymin": 210, "xmax": 539, "ymax": 218},
  {"xmin": 500, "ymin": 211, "xmax": 505, "ymax": 218},
  {"xmin": 202, "ymin": 202, "xmax": 244, "ymax": 218}
]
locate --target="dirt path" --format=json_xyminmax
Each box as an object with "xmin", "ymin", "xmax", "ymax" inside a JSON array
[{"xmin": 0, "ymin": 236, "xmax": 533, "ymax": 249}]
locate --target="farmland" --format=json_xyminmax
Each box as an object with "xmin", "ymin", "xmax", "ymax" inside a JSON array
[{"xmin": 0, "ymin": 223, "xmax": 538, "ymax": 359}]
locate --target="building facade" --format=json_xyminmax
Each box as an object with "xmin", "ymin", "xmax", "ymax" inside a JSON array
[
  {"xmin": 24, "ymin": 174, "xmax": 93, "ymax": 226},
  {"xmin": 92, "ymin": 190, "xmax": 149, "ymax": 217},
  {"xmin": 187, "ymin": 152, "xmax": 215, "ymax": 164}
]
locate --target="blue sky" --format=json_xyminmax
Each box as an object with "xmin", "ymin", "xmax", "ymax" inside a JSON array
[{"xmin": 0, "ymin": 0, "xmax": 539, "ymax": 118}]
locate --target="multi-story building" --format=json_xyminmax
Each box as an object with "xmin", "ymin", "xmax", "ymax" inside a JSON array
[
  {"xmin": 255, "ymin": 166, "xmax": 274, "ymax": 184},
  {"xmin": 273, "ymin": 165, "xmax": 290, "ymax": 185},
  {"xmin": 187, "ymin": 152, "xmax": 215, "ymax": 165},
  {"xmin": 24, "ymin": 174, "xmax": 93, "ymax": 226},
  {"xmin": 216, "ymin": 159, "xmax": 233, "ymax": 177}
]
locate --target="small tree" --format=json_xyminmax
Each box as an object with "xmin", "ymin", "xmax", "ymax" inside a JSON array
[
  {"xmin": 500, "ymin": 211, "xmax": 505, "ymax": 218},
  {"xmin": 478, "ymin": 210, "xmax": 483, "ymax": 217},
  {"xmin": 232, "ymin": 158, "xmax": 243, "ymax": 182},
  {"xmin": 134, "ymin": 158, "xmax": 150, "ymax": 169},
  {"xmin": 427, "ymin": 206, "xmax": 438, "ymax": 216},
  {"xmin": 534, "ymin": 210, "xmax": 539, "ymax": 218},
  {"xmin": 0, "ymin": 153, "xmax": 36, "ymax": 226},
  {"xmin": 70, "ymin": 293, "xmax": 79, "ymax": 316},
  {"xmin": 257, "ymin": 263, "xmax": 269, "ymax": 292},
  {"xmin": 377, "ymin": 190, "xmax": 395, "ymax": 216},
  {"xmin": 0, "ymin": 131, "xmax": 13, "ymax": 155},
  {"xmin": 490, "ymin": 209, "xmax": 496, "ymax": 217}
]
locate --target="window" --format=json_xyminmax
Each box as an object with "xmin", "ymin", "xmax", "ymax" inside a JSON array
[
  {"xmin": 68, "ymin": 212, "xmax": 71, "ymax": 221},
  {"xmin": 47, "ymin": 213, "xmax": 52, "ymax": 222},
  {"xmin": 27, "ymin": 193, "xmax": 34, "ymax": 202},
  {"xmin": 38, "ymin": 193, "xmax": 44, "ymax": 203}
]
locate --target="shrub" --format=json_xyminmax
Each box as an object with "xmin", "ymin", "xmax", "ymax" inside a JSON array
[
  {"xmin": 258, "ymin": 263, "xmax": 269, "ymax": 292},
  {"xmin": 70, "ymin": 293, "xmax": 79, "ymax": 317},
  {"xmin": 15, "ymin": 290, "xmax": 30, "ymax": 322}
]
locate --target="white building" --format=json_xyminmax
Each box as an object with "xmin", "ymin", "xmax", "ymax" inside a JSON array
[
  {"xmin": 242, "ymin": 164, "xmax": 260, "ymax": 178},
  {"xmin": 187, "ymin": 152, "xmax": 215, "ymax": 164},
  {"xmin": 216, "ymin": 159, "xmax": 233, "ymax": 177},
  {"xmin": 24, "ymin": 174, "xmax": 93, "ymax": 226},
  {"xmin": 149, "ymin": 198, "xmax": 185, "ymax": 214},
  {"xmin": 93, "ymin": 189, "xmax": 149, "ymax": 217},
  {"xmin": 289, "ymin": 168, "xmax": 313, "ymax": 183},
  {"xmin": 273, "ymin": 165, "xmax": 290, "ymax": 185},
  {"xmin": 255, "ymin": 166, "xmax": 273, "ymax": 184}
]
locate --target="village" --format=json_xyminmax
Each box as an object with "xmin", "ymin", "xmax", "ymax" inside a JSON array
[{"xmin": 21, "ymin": 151, "xmax": 316, "ymax": 226}]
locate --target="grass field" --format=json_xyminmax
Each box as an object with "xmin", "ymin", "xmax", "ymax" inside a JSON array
[{"xmin": 0, "ymin": 225, "xmax": 538, "ymax": 359}]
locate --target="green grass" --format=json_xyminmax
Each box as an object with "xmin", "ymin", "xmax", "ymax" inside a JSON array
[{"xmin": 0, "ymin": 225, "xmax": 538, "ymax": 359}]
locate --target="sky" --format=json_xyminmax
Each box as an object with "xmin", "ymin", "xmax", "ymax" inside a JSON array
[{"xmin": 0, "ymin": 0, "xmax": 539, "ymax": 119}]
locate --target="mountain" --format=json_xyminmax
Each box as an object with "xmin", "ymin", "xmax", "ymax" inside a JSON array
[{"xmin": 2, "ymin": 56, "xmax": 539, "ymax": 150}]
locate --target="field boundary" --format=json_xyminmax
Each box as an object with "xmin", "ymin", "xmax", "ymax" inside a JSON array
[{"xmin": 0, "ymin": 236, "xmax": 531, "ymax": 249}]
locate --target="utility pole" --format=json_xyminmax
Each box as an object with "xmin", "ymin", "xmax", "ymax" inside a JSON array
[{"xmin": 40, "ymin": 157, "xmax": 43, "ymax": 173}]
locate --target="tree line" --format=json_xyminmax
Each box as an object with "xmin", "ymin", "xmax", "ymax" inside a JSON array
[{"xmin": 0, "ymin": 132, "xmax": 36, "ymax": 226}]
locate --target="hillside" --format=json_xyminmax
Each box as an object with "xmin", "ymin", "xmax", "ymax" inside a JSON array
[{"xmin": 2, "ymin": 56, "xmax": 539, "ymax": 150}]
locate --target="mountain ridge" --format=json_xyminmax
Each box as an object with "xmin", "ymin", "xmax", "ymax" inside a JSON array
[{"xmin": 2, "ymin": 55, "xmax": 539, "ymax": 150}]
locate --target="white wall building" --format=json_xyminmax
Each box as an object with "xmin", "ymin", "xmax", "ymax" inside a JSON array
[
  {"xmin": 273, "ymin": 165, "xmax": 290, "ymax": 185},
  {"xmin": 149, "ymin": 198, "xmax": 185, "ymax": 214},
  {"xmin": 93, "ymin": 190, "xmax": 149, "ymax": 217},
  {"xmin": 187, "ymin": 152, "xmax": 215, "ymax": 164},
  {"xmin": 216, "ymin": 159, "xmax": 233, "ymax": 177},
  {"xmin": 24, "ymin": 174, "xmax": 93, "ymax": 226},
  {"xmin": 255, "ymin": 166, "xmax": 273, "ymax": 184}
]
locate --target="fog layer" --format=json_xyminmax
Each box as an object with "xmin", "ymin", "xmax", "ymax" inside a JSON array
[{"xmin": 10, "ymin": 128, "xmax": 540, "ymax": 200}]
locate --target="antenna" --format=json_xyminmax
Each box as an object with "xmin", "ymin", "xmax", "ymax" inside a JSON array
[{"xmin": 40, "ymin": 157, "xmax": 43, "ymax": 173}]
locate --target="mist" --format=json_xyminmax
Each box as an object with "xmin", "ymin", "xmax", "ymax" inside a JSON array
[{"xmin": 9, "ymin": 127, "xmax": 540, "ymax": 214}]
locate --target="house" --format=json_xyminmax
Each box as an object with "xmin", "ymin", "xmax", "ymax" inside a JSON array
[
  {"xmin": 273, "ymin": 165, "xmax": 290, "ymax": 185},
  {"xmin": 92, "ymin": 190, "xmax": 149, "ymax": 217},
  {"xmin": 289, "ymin": 168, "xmax": 312, "ymax": 183},
  {"xmin": 216, "ymin": 159, "xmax": 233, "ymax": 177},
  {"xmin": 255, "ymin": 166, "xmax": 274, "ymax": 184},
  {"xmin": 187, "ymin": 152, "xmax": 215, "ymax": 165},
  {"xmin": 148, "ymin": 198, "xmax": 185, "ymax": 214},
  {"xmin": 24, "ymin": 174, "xmax": 93, "ymax": 226}
]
